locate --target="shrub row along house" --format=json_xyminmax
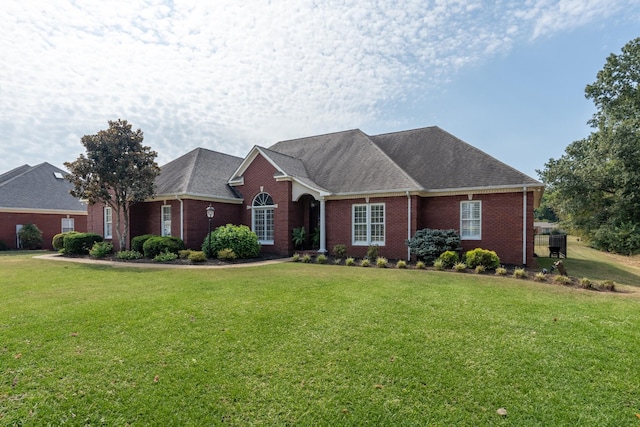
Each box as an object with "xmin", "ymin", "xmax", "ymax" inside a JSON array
[
  {"xmin": 86, "ymin": 126, "xmax": 543, "ymax": 265},
  {"xmin": 0, "ymin": 162, "xmax": 87, "ymax": 249}
]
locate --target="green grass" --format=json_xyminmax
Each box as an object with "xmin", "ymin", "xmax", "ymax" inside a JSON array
[{"xmin": 2, "ymin": 252, "xmax": 640, "ymax": 425}]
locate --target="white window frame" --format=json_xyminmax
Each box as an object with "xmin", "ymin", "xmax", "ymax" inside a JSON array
[
  {"xmin": 460, "ymin": 200, "xmax": 482, "ymax": 240},
  {"xmin": 161, "ymin": 205, "xmax": 172, "ymax": 237},
  {"xmin": 104, "ymin": 206, "xmax": 113, "ymax": 239},
  {"xmin": 61, "ymin": 218, "xmax": 75, "ymax": 233},
  {"xmin": 252, "ymin": 192, "xmax": 275, "ymax": 245},
  {"xmin": 352, "ymin": 203, "xmax": 385, "ymax": 246}
]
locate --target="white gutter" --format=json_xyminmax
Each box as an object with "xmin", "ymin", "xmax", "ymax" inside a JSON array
[
  {"xmin": 407, "ymin": 191, "xmax": 411, "ymax": 261},
  {"xmin": 175, "ymin": 195, "xmax": 184, "ymax": 241},
  {"xmin": 523, "ymin": 187, "xmax": 527, "ymax": 266}
]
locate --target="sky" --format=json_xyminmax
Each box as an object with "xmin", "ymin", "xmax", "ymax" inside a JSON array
[{"xmin": 1, "ymin": 1, "xmax": 639, "ymax": 180}]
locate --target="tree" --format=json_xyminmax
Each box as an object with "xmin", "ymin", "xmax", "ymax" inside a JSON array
[
  {"xmin": 18, "ymin": 223, "xmax": 43, "ymax": 249},
  {"xmin": 65, "ymin": 119, "xmax": 160, "ymax": 251},
  {"xmin": 538, "ymin": 37, "xmax": 640, "ymax": 254}
]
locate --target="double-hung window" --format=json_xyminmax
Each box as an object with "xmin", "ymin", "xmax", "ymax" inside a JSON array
[
  {"xmin": 252, "ymin": 192, "xmax": 274, "ymax": 244},
  {"xmin": 61, "ymin": 218, "xmax": 75, "ymax": 233},
  {"xmin": 352, "ymin": 203, "xmax": 385, "ymax": 246},
  {"xmin": 460, "ymin": 200, "xmax": 481, "ymax": 240},
  {"xmin": 161, "ymin": 205, "xmax": 172, "ymax": 236},
  {"xmin": 104, "ymin": 207, "xmax": 113, "ymax": 239}
]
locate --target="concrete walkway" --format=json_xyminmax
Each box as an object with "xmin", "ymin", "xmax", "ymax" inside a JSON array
[{"xmin": 34, "ymin": 253, "xmax": 292, "ymax": 269}]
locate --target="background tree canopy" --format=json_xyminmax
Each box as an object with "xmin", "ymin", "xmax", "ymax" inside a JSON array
[
  {"xmin": 538, "ymin": 37, "xmax": 640, "ymax": 255},
  {"xmin": 65, "ymin": 119, "xmax": 160, "ymax": 251}
]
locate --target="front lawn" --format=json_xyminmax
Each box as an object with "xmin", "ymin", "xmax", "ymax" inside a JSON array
[{"xmin": 2, "ymin": 253, "xmax": 640, "ymax": 425}]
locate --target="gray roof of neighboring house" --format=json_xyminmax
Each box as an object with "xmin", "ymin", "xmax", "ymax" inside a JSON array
[
  {"xmin": 266, "ymin": 126, "xmax": 541, "ymax": 194},
  {"xmin": 0, "ymin": 163, "xmax": 87, "ymax": 211},
  {"xmin": 155, "ymin": 147, "xmax": 243, "ymax": 199}
]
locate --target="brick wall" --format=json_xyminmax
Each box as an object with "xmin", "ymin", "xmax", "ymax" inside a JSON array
[{"xmin": 0, "ymin": 212, "xmax": 87, "ymax": 250}]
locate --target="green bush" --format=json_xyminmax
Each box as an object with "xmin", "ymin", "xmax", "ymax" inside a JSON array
[
  {"xmin": 89, "ymin": 242, "xmax": 113, "ymax": 259},
  {"xmin": 217, "ymin": 248, "xmax": 238, "ymax": 260},
  {"xmin": 53, "ymin": 232, "xmax": 77, "ymax": 251},
  {"xmin": 433, "ymin": 259, "xmax": 445, "ymax": 271},
  {"xmin": 406, "ymin": 229, "xmax": 462, "ymax": 263},
  {"xmin": 64, "ymin": 232, "xmax": 103, "ymax": 255},
  {"xmin": 154, "ymin": 250, "xmax": 178, "ymax": 262},
  {"xmin": 202, "ymin": 224, "xmax": 260, "ymax": 259},
  {"xmin": 0, "ymin": 240, "xmax": 7, "ymax": 251},
  {"xmin": 292, "ymin": 253, "xmax": 300, "ymax": 262},
  {"xmin": 376, "ymin": 257, "xmax": 388, "ymax": 268},
  {"xmin": 143, "ymin": 236, "xmax": 185, "ymax": 259},
  {"xmin": 437, "ymin": 250, "xmax": 459, "ymax": 269},
  {"xmin": 116, "ymin": 250, "xmax": 143, "ymax": 260},
  {"xmin": 453, "ymin": 262, "xmax": 467, "ymax": 272},
  {"xmin": 396, "ymin": 260, "xmax": 407, "ymax": 269},
  {"xmin": 302, "ymin": 254, "xmax": 312, "ymax": 263},
  {"xmin": 333, "ymin": 244, "xmax": 347, "ymax": 259},
  {"xmin": 464, "ymin": 248, "xmax": 500, "ymax": 270},
  {"xmin": 495, "ymin": 267, "xmax": 507, "ymax": 276},
  {"xmin": 513, "ymin": 268, "xmax": 528, "ymax": 279},
  {"xmin": 366, "ymin": 245, "xmax": 379, "ymax": 262},
  {"xmin": 554, "ymin": 274, "xmax": 571, "ymax": 285},
  {"xmin": 592, "ymin": 223, "xmax": 640, "ymax": 255},
  {"xmin": 18, "ymin": 223, "xmax": 43, "ymax": 249},
  {"xmin": 474, "ymin": 265, "xmax": 486, "ymax": 274},
  {"xmin": 345, "ymin": 257, "xmax": 355, "ymax": 266},
  {"xmin": 178, "ymin": 249, "xmax": 193, "ymax": 259},
  {"xmin": 415, "ymin": 260, "xmax": 425, "ymax": 270},
  {"xmin": 131, "ymin": 234, "xmax": 158, "ymax": 253},
  {"xmin": 360, "ymin": 258, "xmax": 370, "ymax": 267},
  {"xmin": 188, "ymin": 251, "xmax": 207, "ymax": 263},
  {"xmin": 316, "ymin": 254, "xmax": 328, "ymax": 264}
]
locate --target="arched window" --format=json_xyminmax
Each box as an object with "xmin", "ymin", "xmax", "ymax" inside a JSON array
[{"xmin": 252, "ymin": 192, "xmax": 274, "ymax": 244}]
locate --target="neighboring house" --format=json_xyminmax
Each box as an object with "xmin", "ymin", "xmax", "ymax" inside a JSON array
[
  {"xmin": 534, "ymin": 221, "xmax": 560, "ymax": 234},
  {"xmin": 0, "ymin": 163, "xmax": 87, "ymax": 250},
  {"xmin": 87, "ymin": 126, "xmax": 544, "ymax": 265}
]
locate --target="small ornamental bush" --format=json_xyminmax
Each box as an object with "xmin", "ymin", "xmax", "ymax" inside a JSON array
[
  {"xmin": 18, "ymin": 223, "xmax": 43, "ymax": 249},
  {"xmin": 131, "ymin": 234, "xmax": 158, "ymax": 253},
  {"xmin": 464, "ymin": 248, "xmax": 500, "ymax": 270},
  {"xmin": 292, "ymin": 253, "xmax": 300, "ymax": 262},
  {"xmin": 188, "ymin": 251, "xmax": 207, "ymax": 263},
  {"xmin": 601, "ymin": 280, "xmax": 616, "ymax": 291},
  {"xmin": 316, "ymin": 254, "xmax": 328, "ymax": 264},
  {"xmin": 554, "ymin": 275, "xmax": 572, "ymax": 285},
  {"xmin": 367, "ymin": 245, "xmax": 379, "ymax": 262},
  {"xmin": 334, "ymin": 258, "xmax": 342, "ymax": 265},
  {"xmin": 396, "ymin": 260, "xmax": 407, "ymax": 269},
  {"xmin": 333, "ymin": 244, "xmax": 347, "ymax": 259},
  {"xmin": 376, "ymin": 257, "xmax": 388, "ymax": 268},
  {"xmin": 437, "ymin": 251, "xmax": 459, "ymax": 269},
  {"xmin": 302, "ymin": 254, "xmax": 312, "ymax": 263},
  {"xmin": 154, "ymin": 250, "xmax": 178, "ymax": 262},
  {"xmin": 433, "ymin": 259, "xmax": 445, "ymax": 271},
  {"xmin": 495, "ymin": 267, "xmax": 508, "ymax": 276},
  {"xmin": 534, "ymin": 272, "xmax": 547, "ymax": 282},
  {"xmin": 579, "ymin": 277, "xmax": 593, "ymax": 289},
  {"xmin": 345, "ymin": 257, "xmax": 355, "ymax": 266},
  {"xmin": 116, "ymin": 250, "xmax": 143, "ymax": 260},
  {"xmin": 143, "ymin": 236, "xmax": 185, "ymax": 258},
  {"xmin": 217, "ymin": 248, "xmax": 238, "ymax": 260},
  {"xmin": 415, "ymin": 260, "xmax": 426, "ymax": 270},
  {"xmin": 360, "ymin": 258, "xmax": 370, "ymax": 267},
  {"xmin": 202, "ymin": 224, "xmax": 260, "ymax": 259},
  {"xmin": 64, "ymin": 232, "xmax": 103, "ymax": 255},
  {"xmin": 453, "ymin": 262, "xmax": 467, "ymax": 272},
  {"xmin": 0, "ymin": 240, "xmax": 7, "ymax": 251},
  {"xmin": 513, "ymin": 268, "xmax": 527, "ymax": 279},
  {"xmin": 178, "ymin": 249, "xmax": 193, "ymax": 259},
  {"xmin": 406, "ymin": 228, "xmax": 462, "ymax": 263},
  {"xmin": 474, "ymin": 265, "xmax": 486, "ymax": 274},
  {"xmin": 89, "ymin": 242, "xmax": 113, "ymax": 259},
  {"xmin": 53, "ymin": 232, "xmax": 77, "ymax": 251}
]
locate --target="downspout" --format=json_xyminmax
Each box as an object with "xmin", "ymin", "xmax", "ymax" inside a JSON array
[
  {"xmin": 175, "ymin": 195, "xmax": 184, "ymax": 242},
  {"xmin": 522, "ymin": 187, "xmax": 527, "ymax": 266},
  {"xmin": 407, "ymin": 191, "xmax": 411, "ymax": 261},
  {"xmin": 318, "ymin": 197, "xmax": 327, "ymax": 254}
]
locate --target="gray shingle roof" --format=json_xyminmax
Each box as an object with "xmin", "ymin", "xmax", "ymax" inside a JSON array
[
  {"xmin": 0, "ymin": 163, "xmax": 86, "ymax": 211},
  {"xmin": 155, "ymin": 147, "xmax": 243, "ymax": 200}
]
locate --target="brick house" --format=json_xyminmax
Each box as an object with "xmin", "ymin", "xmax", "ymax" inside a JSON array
[
  {"xmin": 0, "ymin": 163, "xmax": 87, "ymax": 249},
  {"xmin": 88, "ymin": 126, "xmax": 544, "ymax": 266}
]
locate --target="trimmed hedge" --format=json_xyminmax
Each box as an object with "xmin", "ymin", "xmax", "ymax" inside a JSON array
[
  {"xmin": 142, "ymin": 236, "xmax": 185, "ymax": 258},
  {"xmin": 131, "ymin": 234, "xmax": 158, "ymax": 253},
  {"xmin": 202, "ymin": 224, "xmax": 260, "ymax": 259},
  {"xmin": 64, "ymin": 233, "xmax": 104, "ymax": 255},
  {"xmin": 464, "ymin": 248, "xmax": 500, "ymax": 270},
  {"xmin": 53, "ymin": 231, "xmax": 78, "ymax": 251}
]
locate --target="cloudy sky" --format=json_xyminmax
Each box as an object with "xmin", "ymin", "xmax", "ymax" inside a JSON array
[{"xmin": 1, "ymin": 1, "xmax": 639, "ymax": 179}]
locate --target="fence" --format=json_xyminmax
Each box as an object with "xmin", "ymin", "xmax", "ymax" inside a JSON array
[{"xmin": 534, "ymin": 234, "xmax": 567, "ymax": 258}]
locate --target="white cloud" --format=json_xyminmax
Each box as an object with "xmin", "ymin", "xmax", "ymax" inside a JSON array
[{"xmin": 0, "ymin": 0, "xmax": 636, "ymax": 172}]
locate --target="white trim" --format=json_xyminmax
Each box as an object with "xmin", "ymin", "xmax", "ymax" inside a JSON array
[
  {"xmin": 523, "ymin": 187, "xmax": 527, "ymax": 266},
  {"xmin": 104, "ymin": 206, "xmax": 113, "ymax": 239},
  {"xmin": 61, "ymin": 217, "xmax": 74, "ymax": 233},
  {"xmin": 161, "ymin": 205, "xmax": 172, "ymax": 237},
  {"xmin": 149, "ymin": 193, "xmax": 243, "ymax": 204},
  {"xmin": 460, "ymin": 200, "xmax": 481, "ymax": 240},
  {"xmin": 352, "ymin": 202, "xmax": 385, "ymax": 246},
  {"xmin": 0, "ymin": 207, "xmax": 87, "ymax": 215},
  {"xmin": 251, "ymin": 192, "xmax": 275, "ymax": 245}
]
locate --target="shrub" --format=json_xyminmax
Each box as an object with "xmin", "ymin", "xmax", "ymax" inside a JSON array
[
  {"xmin": 302, "ymin": 254, "xmax": 312, "ymax": 263},
  {"xmin": 53, "ymin": 232, "xmax": 76, "ymax": 251},
  {"xmin": 143, "ymin": 236, "xmax": 185, "ymax": 258},
  {"xmin": 202, "ymin": 224, "xmax": 260, "ymax": 259},
  {"xmin": 406, "ymin": 229, "xmax": 462, "ymax": 264},
  {"xmin": 178, "ymin": 249, "xmax": 193, "ymax": 259},
  {"xmin": 513, "ymin": 268, "xmax": 527, "ymax": 279},
  {"xmin": 345, "ymin": 257, "xmax": 355, "ymax": 266},
  {"xmin": 360, "ymin": 258, "xmax": 370, "ymax": 267},
  {"xmin": 579, "ymin": 277, "xmax": 593, "ymax": 289},
  {"xmin": 464, "ymin": 248, "xmax": 500, "ymax": 270},
  {"xmin": 292, "ymin": 253, "xmax": 300, "ymax": 262},
  {"xmin": 554, "ymin": 275, "xmax": 572, "ymax": 285},
  {"xmin": 188, "ymin": 251, "xmax": 207, "ymax": 263},
  {"xmin": 601, "ymin": 280, "xmax": 616, "ymax": 291},
  {"xmin": 376, "ymin": 257, "xmax": 388, "ymax": 268},
  {"xmin": 495, "ymin": 267, "xmax": 508, "ymax": 276},
  {"xmin": 367, "ymin": 245, "xmax": 379, "ymax": 262},
  {"xmin": 18, "ymin": 223, "xmax": 43, "ymax": 249},
  {"xmin": 217, "ymin": 248, "xmax": 238, "ymax": 260},
  {"xmin": 396, "ymin": 260, "xmax": 407, "ymax": 269},
  {"xmin": 415, "ymin": 260, "xmax": 426, "ymax": 270},
  {"xmin": 0, "ymin": 240, "xmax": 7, "ymax": 251},
  {"xmin": 131, "ymin": 234, "xmax": 158, "ymax": 253},
  {"xmin": 433, "ymin": 259, "xmax": 445, "ymax": 271},
  {"xmin": 154, "ymin": 250, "xmax": 178, "ymax": 262},
  {"xmin": 316, "ymin": 254, "xmax": 328, "ymax": 264},
  {"xmin": 334, "ymin": 258, "xmax": 342, "ymax": 265},
  {"xmin": 89, "ymin": 242, "xmax": 113, "ymax": 259},
  {"xmin": 437, "ymin": 250, "xmax": 459, "ymax": 269},
  {"xmin": 453, "ymin": 262, "xmax": 467, "ymax": 272},
  {"xmin": 64, "ymin": 232, "xmax": 103, "ymax": 255},
  {"xmin": 292, "ymin": 227, "xmax": 306, "ymax": 249},
  {"xmin": 333, "ymin": 244, "xmax": 347, "ymax": 259},
  {"xmin": 116, "ymin": 250, "xmax": 143, "ymax": 260},
  {"xmin": 534, "ymin": 272, "xmax": 547, "ymax": 282},
  {"xmin": 474, "ymin": 265, "xmax": 486, "ymax": 274}
]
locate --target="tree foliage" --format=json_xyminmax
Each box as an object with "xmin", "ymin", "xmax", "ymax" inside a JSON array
[
  {"xmin": 64, "ymin": 120, "xmax": 160, "ymax": 250},
  {"xmin": 538, "ymin": 37, "xmax": 640, "ymax": 254}
]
